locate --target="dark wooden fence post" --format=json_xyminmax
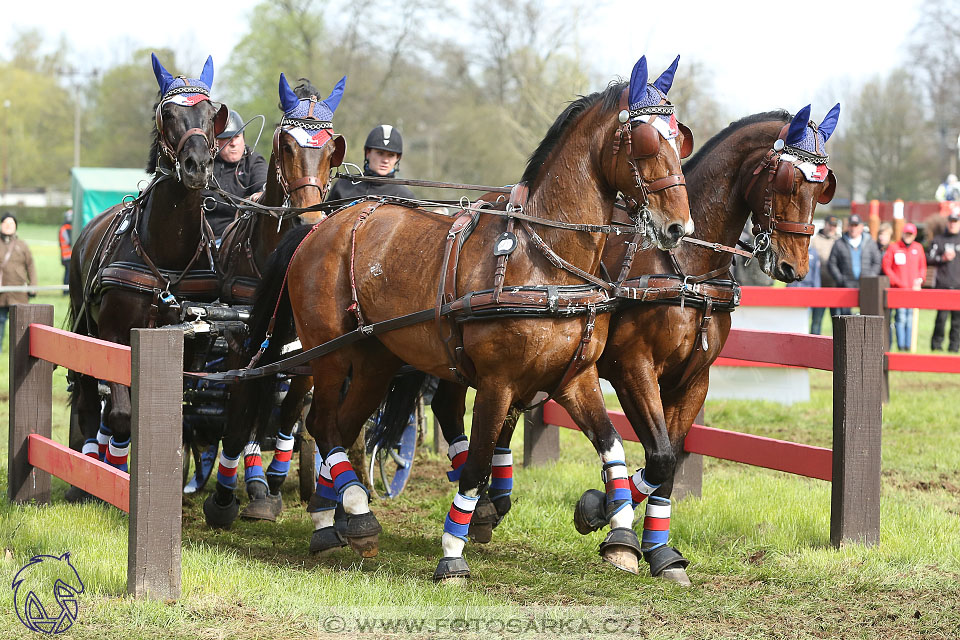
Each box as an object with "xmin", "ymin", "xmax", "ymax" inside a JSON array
[
  {"xmin": 859, "ymin": 275, "xmax": 890, "ymax": 403},
  {"xmin": 830, "ymin": 315, "xmax": 883, "ymax": 548},
  {"xmin": 523, "ymin": 393, "xmax": 559, "ymax": 467},
  {"xmin": 8, "ymin": 304, "xmax": 55, "ymax": 504},
  {"xmin": 673, "ymin": 405, "xmax": 704, "ymax": 500},
  {"xmin": 127, "ymin": 327, "xmax": 183, "ymax": 600}
]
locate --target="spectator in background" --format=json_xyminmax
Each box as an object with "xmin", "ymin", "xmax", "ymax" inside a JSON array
[
  {"xmin": 827, "ymin": 214, "xmax": 882, "ymax": 315},
  {"xmin": 809, "ymin": 215, "xmax": 841, "ymax": 334},
  {"xmin": 936, "ymin": 174, "xmax": 960, "ymax": 202},
  {"xmin": 731, "ymin": 223, "xmax": 774, "ymax": 286},
  {"xmin": 58, "ymin": 209, "xmax": 72, "ymax": 295},
  {"xmin": 928, "ymin": 213, "xmax": 960, "ymax": 351},
  {"xmin": 876, "ymin": 222, "xmax": 893, "ymax": 256},
  {"xmin": 883, "ymin": 223, "xmax": 926, "ymax": 351},
  {"xmin": 0, "ymin": 212, "xmax": 38, "ymax": 353},
  {"xmin": 789, "ymin": 244, "xmax": 821, "ymax": 331}
]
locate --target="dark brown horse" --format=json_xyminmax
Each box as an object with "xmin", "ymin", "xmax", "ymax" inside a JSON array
[
  {"xmin": 68, "ymin": 54, "xmax": 227, "ymax": 482},
  {"xmin": 430, "ymin": 104, "xmax": 841, "ymax": 585},
  {"xmin": 212, "ymin": 55, "xmax": 694, "ymax": 581},
  {"xmin": 213, "ymin": 74, "xmax": 347, "ymax": 521}
]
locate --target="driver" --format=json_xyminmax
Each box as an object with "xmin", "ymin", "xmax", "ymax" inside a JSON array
[
  {"xmin": 326, "ymin": 124, "xmax": 415, "ymax": 201},
  {"xmin": 204, "ymin": 109, "xmax": 268, "ymax": 238}
]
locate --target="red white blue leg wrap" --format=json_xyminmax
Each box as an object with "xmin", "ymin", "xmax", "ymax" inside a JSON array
[
  {"xmin": 216, "ymin": 450, "xmax": 241, "ymax": 490},
  {"xmin": 242, "ymin": 442, "xmax": 268, "ymax": 490},
  {"xmin": 96, "ymin": 425, "xmax": 111, "ymax": 461},
  {"xmin": 104, "ymin": 436, "xmax": 129, "ymax": 472},
  {"xmin": 602, "ymin": 461, "xmax": 632, "ymax": 519},
  {"xmin": 446, "ymin": 435, "xmax": 469, "ymax": 482},
  {"xmin": 488, "ymin": 447, "xmax": 513, "ymax": 500},
  {"xmin": 630, "ymin": 468, "xmax": 660, "ymax": 507},
  {"xmin": 82, "ymin": 439, "xmax": 99, "ymax": 459},
  {"xmin": 325, "ymin": 447, "xmax": 365, "ymax": 497},
  {"xmin": 641, "ymin": 496, "xmax": 671, "ymax": 551},
  {"xmin": 266, "ymin": 431, "xmax": 295, "ymax": 479},
  {"xmin": 443, "ymin": 492, "xmax": 478, "ymax": 541}
]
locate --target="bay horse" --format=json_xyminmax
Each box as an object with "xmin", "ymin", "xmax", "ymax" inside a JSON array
[
  {"xmin": 212, "ymin": 74, "xmax": 347, "ymax": 522},
  {"xmin": 429, "ymin": 104, "xmax": 841, "ymax": 585},
  {"xmin": 210, "ymin": 55, "xmax": 694, "ymax": 581},
  {"xmin": 68, "ymin": 54, "xmax": 228, "ymax": 483}
]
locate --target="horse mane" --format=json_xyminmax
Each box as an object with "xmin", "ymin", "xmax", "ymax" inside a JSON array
[
  {"xmin": 521, "ymin": 81, "xmax": 626, "ymax": 188},
  {"xmin": 683, "ymin": 110, "xmax": 791, "ymax": 174},
  {"xmin": 146, "ymin": 93, "xmax": 162, "ymax": 174}
]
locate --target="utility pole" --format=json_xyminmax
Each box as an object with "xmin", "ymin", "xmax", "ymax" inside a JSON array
[{"xmin": 55, "ymin": 67, "xmax": 100, "ymax": 169}]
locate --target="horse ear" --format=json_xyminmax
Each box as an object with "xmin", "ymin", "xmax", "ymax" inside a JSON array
[
  {"xmin": 151, "ymin": 53, "xmax": 173, "ymax": 94},
  {"xmin": 322, "ymin": 76, "xmax": 347, "ymax": 115},
  {"xmin": 199, "ymin": 55, "xmax": 214, "ymax": 89},
  {"xmin": 786, "ymin": 104, "xmax": 811, "ymax": 146},
  {"xmin": 279, "ymin": 73, "xmax": 300, "ymax": 113},
  {"xmin": 819, "ymin": 103, "xmax": 841, "ymax": 142},
  {"xmin": 653, "ymin": 55, "xmax": 680, "ymax": 95},
  {"xmin": 628, "ymin": 56, "xmax": 649, "ymax": 106}
]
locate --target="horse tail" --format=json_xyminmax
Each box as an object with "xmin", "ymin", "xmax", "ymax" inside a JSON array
[
  {"xmin": 238, "ymin": 224, "xmax": 314, "ymax": 440},
  {"xmin": 366, "ymin": 370, "xmax": 428, "ymax": 454}
]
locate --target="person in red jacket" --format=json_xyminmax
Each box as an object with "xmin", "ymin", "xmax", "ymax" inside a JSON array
[{"xmin": 882, "ymin": 223, "xmax": 927, "ymax": 350}]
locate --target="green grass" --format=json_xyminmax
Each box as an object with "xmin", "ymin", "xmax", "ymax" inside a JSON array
[{"xmin": 1, "ymin": 226, "xmax": 959, "ymax": 638}]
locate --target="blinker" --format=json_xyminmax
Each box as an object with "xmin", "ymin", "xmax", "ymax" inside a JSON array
[{"xmin": 493, "ymin": 232, "xmax": 518, "ymax": 256}]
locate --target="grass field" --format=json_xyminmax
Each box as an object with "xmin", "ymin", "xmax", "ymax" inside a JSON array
[{"xmin": 1, "ymin": 225, "xmax": 959, "ymax": 639}]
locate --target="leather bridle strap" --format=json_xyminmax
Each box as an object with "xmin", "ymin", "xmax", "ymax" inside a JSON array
[{"xmin": 745, "ymin": 125, "xmax": 816, "ymax": 237}]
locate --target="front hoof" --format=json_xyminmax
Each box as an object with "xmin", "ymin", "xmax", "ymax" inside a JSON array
[
  {"xmin": 644, "ymin": 546, "xmax": 691, "ymax": 586},
  {"xmin": 598, "ymin": 527, "xmax": 641, "ymax": 574},
  {"xmin": 309, "ymin": 526, "xmax": 347, "ymax": 555},
  {"xmin": 433, "ymin": 556, "xmax": 470, "ymax": 583},
  {"xmin": 573, "ymin": 489, "xmax": 608, "ymax": 535},
  {"xmin": 345, "ymin": 512, "xmax": 382, "ymax": 558},
  {"xmin": 469, "ymin": 495, "xmax": 498, "ymax": 544},
  {"xmin": 203, "ymin": 493, "xmax": 240, "ymax": 529},
  {"xmin": 239, "ymin": 493, "xmax": 283, "ymax": 521}
]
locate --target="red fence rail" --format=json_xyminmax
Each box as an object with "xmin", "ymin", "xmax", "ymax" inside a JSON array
[{"xmin": 7, "ymin": 304, "xmax": 183, "ymax": 600}]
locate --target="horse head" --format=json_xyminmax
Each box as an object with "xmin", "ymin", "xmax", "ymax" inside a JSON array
[
  {"xmin": 610, "ymin": 55, "xmax": 694, "ymax": 250},
  {"xmin": 151, "ymin": 53, "xmax": 228, "ymax": 190},
  {"xmin": 274, "ymin": 73, "xmax": 347, "ymax": 210},
  {"xmin": 745, "ymin": 103, "xmax": 840, "ymax": 281}
]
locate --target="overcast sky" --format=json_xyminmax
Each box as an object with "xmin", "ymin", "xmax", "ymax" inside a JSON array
[{"xmin": 3, "ymin": 0, "xmax": 922, "ymax": 117}]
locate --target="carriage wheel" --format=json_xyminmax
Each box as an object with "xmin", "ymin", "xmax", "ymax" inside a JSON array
[
  {"xmin": 367, "ymin": 398, "xmax": 426, "ymax": 499},
  {"xmin": 182, "ymin": 443, "xmax": 192, "ymax": 488}
]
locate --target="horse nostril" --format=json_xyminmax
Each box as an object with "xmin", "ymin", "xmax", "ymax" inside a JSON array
[
  {"xmin": 779, "ymin": 262, "xmax": 796, "ymax": 282},
  {"xmin": 666, "ymin": 223, "xmax": 685, "ymax": 243}
]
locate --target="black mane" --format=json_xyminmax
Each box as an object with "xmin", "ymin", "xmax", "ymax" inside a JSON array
[
  {"xmin": 520, "ymin": 81, "xmax": 626, "ymax": 187},
  {"xmin": 147, "ymin": 93, "xmax": 162, "ymax": 174},
  {"xmin": 683, "ymin": 110, "xmax": 791, "ymax": 173}
]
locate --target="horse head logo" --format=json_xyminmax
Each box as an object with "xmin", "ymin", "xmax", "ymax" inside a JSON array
[{"xmin": 12, "ymin": 553, "xmax": 84, "ymax": 635}]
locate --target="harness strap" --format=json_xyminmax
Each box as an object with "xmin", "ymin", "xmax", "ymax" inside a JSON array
[
  {"xmin": 492, "ymin": 182, "xmax": 529, "ymax": 302},
  {"xmin": 519, "ymin": 220, "xmax": 614, "ymax": 292},
  {"xmin": 348, "ymin": 202, "xmax": 382, "ymax": 326},
  {"xmin": 435, "ymin": 208, "xmax": 483, "ymax": 384}
]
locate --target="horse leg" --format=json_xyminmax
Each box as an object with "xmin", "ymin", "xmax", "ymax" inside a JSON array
[
  {"xmin": 102, "ymin": 382, "xmax": 132, "ymax": 477},
  {"xmin": 469, "ymin": 408, "xmax": 519, "ymax": 544},
  {"xmin": 558, "ymin": 369, "xmax": 643, "ymax": 574},
  {"xmin": 65, "ymin": 374, "xmax": 104, "ymax": 502},
  {"xmin": 434, "ymin": 381, "xmax": 514, "ymax": 582}
]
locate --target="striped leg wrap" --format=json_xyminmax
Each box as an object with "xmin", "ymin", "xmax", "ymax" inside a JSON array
[
  {"xmin": 313, "ymin": 460, "xmax": 339, "ymax": 506},
  {"xmin": 216, "ymin": 451, "xmax": 241, "ymax": 490},
  {"xmin": 443, "ymin": 492, "xmax": 478, "ymax": 541},
  {"xmin": 104, "ymin": 436, "xmax": 130, "ymax": 472},
  {"xmin": 446, "ymin": 436, "xmax": 469, "ymax": 482},
  {"xmin": 325, "ymin": 447, "xmax": 364, "ymax": 497},
  {"xmin": 602, "ymin": 461, "xmax": 631, "ymax": 518},
  {"xmin": 488, "ymin": 448, "xmax": 513, "ymax": 500},
  {"xmin": 641, "ymin": 496, "xmax": 671, "ymax": 551},
  {"xmin": 242, "ymin": 442, "xmax": 267, "ymax": 489},
  {"xmin": 96, "ymin": 425, "xmax": 112, "ymax": 462},
  {"xmin": 266, "ymin": 431, "xmax": 295, "ymax": 479},
  {"xmin": 82, "ymin": 439, "xmax": 99, "ymax": 459},
  {"xmin": 630, "ymin": 468, "xmax": 660, "ymax": 507}
]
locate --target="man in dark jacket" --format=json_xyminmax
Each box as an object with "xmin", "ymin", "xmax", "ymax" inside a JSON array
[
  {"xmin": 327, "ymin": 124, "xmax": 415, "ymax": 202},
  {"xmin": 928, "ymin": 212, "xmax": 960, "ymax": 351},
  {"xmin": 827, "ymin": 214, "xmax": 882, "ymax": 314},
  {"xmin": 205, "ymin": 110, "xmax": 268, "ymax": 238}
]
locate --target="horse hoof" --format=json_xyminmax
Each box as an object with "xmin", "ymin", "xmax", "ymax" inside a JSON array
[
  {"xmin": 345, "ymin": 512, "xmax": 382, "ymax": 558},
  {"xmin": 239, "ymin": 493, "xmax": 283, "ymax": 521},
  {"xmin": 309, "ymin": 526, "xmax": 347, "ymax": 555},
  {"xmin": 599, "ymin": 527, "xmax": 642, "ymax": 574},
  {"xmin": 644, "ymin": 546, "xmax": 690, "ymax": 585},
  {"xmin": 203, "ymin": 493, "xmax": 239, "ymax": 529},
  {"xmin": 469, "ymin": 495, "xmax": 498, "ymax": 544},
  {"xmin": 433, "ymin": 556, "xmax": 471, "ymax": 583},
  {"xmin": 574, "ymin": 489, "xmax": 608, "ymax": 535},
  {"xmin": 64, "ymin": 486, "xmax": 96, "ymax": 504}
]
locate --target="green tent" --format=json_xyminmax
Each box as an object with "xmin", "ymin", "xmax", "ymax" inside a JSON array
[{"xmin": 70, "ymin": 167, "xmax": 151, "ymax": 233}]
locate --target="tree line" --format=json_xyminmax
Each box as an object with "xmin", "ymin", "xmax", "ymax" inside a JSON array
[{"xmin": 0, "ymin": 0, "xmax": 955, "ymax": 203}]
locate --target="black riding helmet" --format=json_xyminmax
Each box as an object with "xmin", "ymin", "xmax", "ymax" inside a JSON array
[
  {"xmin": 216, "ymin": 109, "xmax": 245, "ymax": 140},
  {"xmin": 364, "ymin": 124, "xmax": 403, "ymax": 155}
]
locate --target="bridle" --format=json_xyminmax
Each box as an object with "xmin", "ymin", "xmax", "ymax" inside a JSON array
[
  {"xmin": 154, "ymin": 84, "xmax": 227, "ymax": 180},
  {"xmin": 611, "ymin": 87, "xmax": 693, "ymax": 233},
  {"xmin": 745, "ymin": 123, "xmax": 837, "ymax": 250},
  {"xmin": 272, "ymin": 97, "xmax": 346, "ymax": 205}
]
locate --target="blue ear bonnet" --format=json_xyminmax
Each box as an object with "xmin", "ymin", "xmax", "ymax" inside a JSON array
[
  {"xmin": 152, "ymin": 53, "xmax": 214, "ymax": 97},
  {"xmin": 280, "ymin": 74, "xmax": 346, "ymax": 121},
  {"xmin": 628, "ymin": 55, "xmax": 679, "ymax": 129},
  {"xmin": 785, "ymin": 103, "xmax": 841, "ymax": 157}
]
